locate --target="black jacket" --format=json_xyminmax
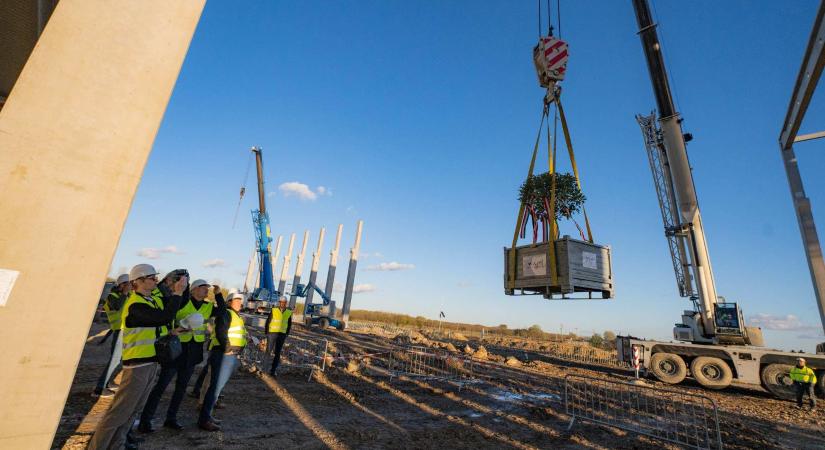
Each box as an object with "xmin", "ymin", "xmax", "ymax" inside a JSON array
[{"xmin": 122, "ymin": 291, "xmax": 183, "ymax": 366}]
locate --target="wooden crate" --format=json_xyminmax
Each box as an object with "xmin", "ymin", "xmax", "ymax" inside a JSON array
[{"xmin": 504, "ymin": 236, "xmax": 613, "ymax": 299}]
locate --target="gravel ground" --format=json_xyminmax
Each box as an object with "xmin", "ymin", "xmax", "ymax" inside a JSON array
[{"xmin": 53, "ymin": 321, "xmax": 825, "ymax": 449}]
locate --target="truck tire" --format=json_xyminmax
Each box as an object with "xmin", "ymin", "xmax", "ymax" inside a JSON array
[
  {"xmin": 690, "ymin": 356, "xmax": 732, "ymax": 390},
  {"xmin": 760, "ymin": 363, "xmax": 796, "ymax": 400},
  {"xmin": 650, "ymin": 352, "xmax": 687, "ymax": 384},
  {"xmin": 319, "ymin": 318, "xmax": 329, "ymax": 329}
]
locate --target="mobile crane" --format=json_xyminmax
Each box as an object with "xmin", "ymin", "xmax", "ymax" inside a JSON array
[
  {"xmin": 617, "ymin": 0, "xmax": 825, "ymax": 399},
  {"xmin": 249, "ymin": 146, "xmax": 279, "ymax": 311}
]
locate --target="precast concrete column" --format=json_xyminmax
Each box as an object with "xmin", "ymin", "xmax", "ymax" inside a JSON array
[
  {"xmin": 0, "ymin": 1, "xmax": 204, "ymax": 448},
  {"xmin": 341, "ymin": 220, "xmax": 363, "ymax": 327},
  {"xmin": 289, "ymin": 230, "xmax": 310, "ymax": 309},
  {"xmin": 324, "ymin": 224, "xmax": 344, "ymax": 299},
  {"xmin": 303, "ymin": 227, "xmax": 326, "ymax": 318},
  {"xmin": 277, "ymin": 233, "xmax": 295, "ymax": 297}
]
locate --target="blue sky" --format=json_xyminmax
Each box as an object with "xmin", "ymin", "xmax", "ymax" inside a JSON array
[{"xmin": 110, "ymin": 1, "xmax": 825, "ymax": 351}]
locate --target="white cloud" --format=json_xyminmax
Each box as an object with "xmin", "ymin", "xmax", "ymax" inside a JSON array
[
  {"xmin": 137, "ymin": 245, "xmax": 183, "ymax": 259},
  {"xmin": 278, "ymin": 182, "xmax": 332, "ymax": 201},
  {"xmin": 331, "ymin": 282, "xmax": 375, "ymax": 294},
  {"xmin": 366, "ymin": 262, "xmax": 415, "ymax": 271},
  {"xmin": 747, "ymin": 314, "xmax": 819, "ymax": 331},
  {"xmin": 202, "ymin": 258, "xmax": 226, "ymax": 268},
  {"xmin": 353, "ymin": 284, "xmax": 375, "ymax": 293},
  {"xmin": 457, "ymin": 281, "xmax": 472, "ymax": 288}
]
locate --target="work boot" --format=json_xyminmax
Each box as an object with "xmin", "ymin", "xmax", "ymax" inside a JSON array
[
  {"xmin": 91, "ymin": 388, "xmax": 116, "ymax": 398},
  {"xmin": 163, "ymin": 419, "xmax": 184, "ymax": 431},
  {"xmin": 137, "ymin": 421, "xmax": 154, "ymax": 433},
  {"xmin": 126, "ymin": 433, "xmax": 145, "ymax": 444},
  {"xmin": 198, "ymin": 420, "xmax": 221, "ymax": 432}
]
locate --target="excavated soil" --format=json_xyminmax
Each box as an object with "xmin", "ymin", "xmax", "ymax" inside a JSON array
[{"xmin": 54, "ymin": 322, "xmax": 825, "ymax": 449}]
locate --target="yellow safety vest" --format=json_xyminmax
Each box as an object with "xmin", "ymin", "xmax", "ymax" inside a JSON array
[
  {"xmin": 121, "ymin": 292, "xmax": 169, "ymax": 361},
  {"xmin": 176, "ymin": 299, "xmax": 213, "ymax": 343},
  {"xmin": 103, "ymin": 292, "xmax": 122, "ymax": 331},
  {"xmin": 210, "ymin": 309, "xmax": 247, "ymax": 350},
  {"xmin": 151, "ymin": 287, "xmax": 165, "ymax": 308},
  {"xmin": 790, "ymin": 366, "xmax": 818, "ymax": 384},
  {"xmin": 268, "ymin": 308, "xmax": 292, "ymax": 333}
]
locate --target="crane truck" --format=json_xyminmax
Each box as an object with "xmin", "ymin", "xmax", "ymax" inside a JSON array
[
  {"xmin": 292, "ymin": 281, "xmax": 345, "ymax": 330},
  {"xmin": 616, "ymin": 0, "xmax": 825, "ymax": 399},
  {"xmin": 249, "ymin": 146, "xmax": 279, "ymax": 312}
]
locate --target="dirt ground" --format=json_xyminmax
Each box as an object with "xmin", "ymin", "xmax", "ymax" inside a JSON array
[{"xmin": 54, "ymin": 322, "xmax": 825, "ymax": 450}]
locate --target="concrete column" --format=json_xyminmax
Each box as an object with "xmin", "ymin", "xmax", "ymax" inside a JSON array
[
  {"xmin": 277, "ymin": 233, "xmax": 296, "ymax": 297},
  {"xmin": 289, "ymin": 230, "xmax": 310, "ymax": 309},
  {"xmin": 324, "ymin": 224, "xmax": 343, "ymax": 299},
  {"xmin": 341, "ymin": 220, "xmax": 364, "ymax": 326},
  {"xmin": 270, "ymin": 235, "xmax": 283, "ymax": 290},
  {"xmin": 304, "ymin": 228, "xmax": 326, "ymax": 316},
  {"xmin": 0, "ymin": 1, "xmax": 204, "ymax": 448}
]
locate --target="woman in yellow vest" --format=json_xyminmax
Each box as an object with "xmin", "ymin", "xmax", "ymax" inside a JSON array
[
  {"xmin": 198, "ymin": 292, "xmax": 247, "ymax": 432},
  {"xmin": 88, "ymin": 264, "xmax": 187, "ymax": 450},
  {"xmin": 790, "ymin": 357, "xmax": 818, "ymax": 409},
  {"xmin": 265, "ymin": 296, "xmax": 293, "ymax": 376}
]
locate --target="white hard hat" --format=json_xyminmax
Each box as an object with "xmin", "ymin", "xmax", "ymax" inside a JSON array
[
  {"xmin": 180, "ymin": 313, "xmax": 204, "ymax": 330},
  {"xmin": 116, "ymin": 274, "xmax": 130, "ymax": 285},
  {"xmin": 129, "ymin": 264, "xmax": 158, "ymax": 281},
  {"xmin": 190, "ymin": 279, "xmax": 209, "ymax": 289},
  {"xmin": 229, "ymin": 292, "xmax": 244, "ymax": 301}
]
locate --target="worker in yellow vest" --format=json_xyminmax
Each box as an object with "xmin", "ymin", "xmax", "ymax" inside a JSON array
[
  {"xmin": 93, "ymin": 273, "xmax": 130, "ymax": 398},
  {"xmin": 139, "ymin": 279, "xmax": 224, "ymax": 431},
  {"xmin": 265, "ymin": 296, "xmax": 293, "ymax": 376},
  {"xmin": 88, "ymin": 264, "xmax": 187, "ymax": 450},
  {"xmin": 198, "ymin": 292, "xmax": 247, "ymax": 432},
  {"xmin": 790, "ymin": 357, "xmax": 818, "ymax": 409}
]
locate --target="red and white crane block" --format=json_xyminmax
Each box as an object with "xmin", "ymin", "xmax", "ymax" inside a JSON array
[{"xmin": 533, "ymin": 36, "xmax": 569, "ymax": 88}]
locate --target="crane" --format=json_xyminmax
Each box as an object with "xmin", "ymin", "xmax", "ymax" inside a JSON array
[
  {"xmin": 617, "ymin": 0, "xmax": 825, "ymax": 399},
  {"xmin": 249, "ymin": 146, "xmax": 278, "ymax": 309},
  {"xmin": 292, "ymin": 281, "xmax": 344, "ymax": 330}
]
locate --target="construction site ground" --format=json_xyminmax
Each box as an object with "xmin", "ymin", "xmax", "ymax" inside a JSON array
[{"xmin": 55, "ymin": 321, "xmax": 825, "ymax": 450}]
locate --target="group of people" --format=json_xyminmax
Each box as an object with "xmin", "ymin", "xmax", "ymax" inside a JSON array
[{"xmin": 88, "ymin": 263, "xmax": 293, "ymax": 450}]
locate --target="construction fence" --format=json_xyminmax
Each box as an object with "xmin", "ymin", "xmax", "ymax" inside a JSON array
[
  {"xmin": 240, "ymin": 330, "xmax": 330, "ymax": 381},
  {"xmin": 387, "ymin": 345, "xmax": 476, "ymax": 383},
  {"xmin": 565, "ymin": 374, "xmax": 722, "ymax": 450}
]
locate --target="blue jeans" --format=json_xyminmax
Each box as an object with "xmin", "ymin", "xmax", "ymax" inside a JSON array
[
  {"xmin": 199, "ymin": 350, "xmax": 238, "ymax": 424},
  {"xmin": 95, "ymin": 330, "xmax": 122, "ymax": 392}
]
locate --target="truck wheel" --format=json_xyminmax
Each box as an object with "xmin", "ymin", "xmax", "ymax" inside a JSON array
[
  {"xmin": 649, "ymin": 352, "xmax": 687, "ymax": 384},
  {"xmin": 815, "ymin": 370, "xmax": 825, "ymax": 398},
  {"xmin": 761, "ymin": 363, "xmax": 796, "ymax": 400},
  {"xmin": 690, "ymin": 357, "xmax": 732, "ymax": 390},
  {"xmin": 319, "ymin": 318, "xmax": 329, "ymax": 329}
]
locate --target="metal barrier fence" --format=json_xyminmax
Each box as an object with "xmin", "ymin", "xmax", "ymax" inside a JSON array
[
  {"xmin": 388, "ymin": 346, "xmax": 476, "ymax": 383},
  {"xmin": 565, "ymin": 374, "xmax": 722, "ymax": 450},
  {"xmin": 240, "ymin": 331, "xmax": 329, "ymax": 381}
]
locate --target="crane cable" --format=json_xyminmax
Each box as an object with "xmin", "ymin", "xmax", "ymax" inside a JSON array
[{"xmin": 232, "ymin": 151, "xmax": 254, "ymax": 229}]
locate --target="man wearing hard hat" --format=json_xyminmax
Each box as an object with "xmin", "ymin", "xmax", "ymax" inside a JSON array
[
  {"xmin": 88, "ymin": 264, "xmax": 188, "ymax": 450},
  {"xmin": 790, "ymin": 357, "xmax": 818, "ymax": 410},
  {"xmin": 139, "ymin": 279, "xmax": 224, "ymax": 431},
  {"xmin": 265, "ymin": 296, "xmax": 293, "ymax": 376},
  {"xmin": 93, "ymin": 273, "xmax": 131, "ymax": 398}
]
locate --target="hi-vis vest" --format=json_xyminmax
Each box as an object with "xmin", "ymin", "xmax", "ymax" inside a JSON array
[
  {"xmin": 210, "ymin": 309, "xmax": 247, "ymax": 350},
  {"xmin": 176, "ymin": 299, "xmax": 213, "ymax": 343},
  {"xmin": 103, "ymin": 292, "xmax": 122, "ymax": 331},
  {"xmin": 790, "ymin": 366, "xmax": 818, "ymax": 384},
  {"xmin": 121, "ymin": 292, "xmax": 169, "ymax": 361},
  {"xmin": 268, "ymin": 308, "xmax": 292, "ymax": 333}
]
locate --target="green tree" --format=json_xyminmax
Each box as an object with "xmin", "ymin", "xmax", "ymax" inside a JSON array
[{"xmin": 588, "ymin": 333, "xmax": 604, "ymax": 348}]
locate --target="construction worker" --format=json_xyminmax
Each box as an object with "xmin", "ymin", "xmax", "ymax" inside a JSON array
[
  {"xmin": 93, "ymin": 273, "xmax": 130, "ymax": 398},
  {"xmin": 138, "ymin": 279, "xmax": 223, "ymax": 431},
  {"xmin": 790, "ymin": 357, "xmax": 818, "ymax": 409},
  {"xmin": 265, "ymin": 296, "xmax": 292, "ymax": 375},
  {"xmin": 88, "ymin": 264, "xmax": 186, "ymax": 450},
  {"xmin": 198, "ymin": 292, "xmax": 247, "ymax": 432}
]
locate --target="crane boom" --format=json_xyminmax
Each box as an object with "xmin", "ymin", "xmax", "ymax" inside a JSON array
[{"xmin": 632, "ymin": 0, "xmax": 728, "ymax": 342}]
